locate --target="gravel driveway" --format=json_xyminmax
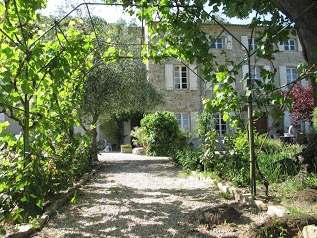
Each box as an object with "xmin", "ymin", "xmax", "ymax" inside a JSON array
[{"xmin": 33, "ymin": 152, "xmax": 267, "ymax": 238}]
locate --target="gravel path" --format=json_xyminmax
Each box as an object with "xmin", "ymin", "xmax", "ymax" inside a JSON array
[{"xmin": 33, "ymin": 152, "xmax": 268, "ymax": 238}]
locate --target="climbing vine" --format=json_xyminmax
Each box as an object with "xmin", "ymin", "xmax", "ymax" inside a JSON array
[{"xmin": 0, "ymin": 0, "xmax": 96, "ymax": 223}]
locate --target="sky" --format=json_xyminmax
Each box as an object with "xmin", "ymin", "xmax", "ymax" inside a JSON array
[
  {"xmin": 41, "ymin": 0, "xmax": 252, "ymax": 25},
  {"xmin": 40, "ymin": 0, "xmax": 138, "ymax": 23}
]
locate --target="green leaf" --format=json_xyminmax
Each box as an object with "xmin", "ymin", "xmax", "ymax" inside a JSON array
[
  {"xmin": 36, "ymin": 199, "xmax": 43, "ymax": 208},
  {"xmin": 0, "ymin": 121, "xmax": 10, "ymax": 133},
  {"xmin": 68, "ymin": 20, "xmax": 76, "ymax": 27},
  {"xmin": 21, "ymin": 196, "xmax": 28, "ymax": 202},
  {"xmin": 30, "ymin": 194, "xmax": 37, "ymax": 199},
  {"xmin": 223, "ymin": 113, "xmax": 230, "ymax": 122}
]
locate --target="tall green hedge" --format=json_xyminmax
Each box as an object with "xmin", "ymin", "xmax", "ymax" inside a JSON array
[{"xmin": 141, "ymin": 111, "xmax": 186, "ymax": 159}]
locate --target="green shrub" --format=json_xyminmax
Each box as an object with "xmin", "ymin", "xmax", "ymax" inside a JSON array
[
  {"xmin": 0, "ymin": 132, "xmax": 91, "ymax": 223},
  {"xmin": 313, "ymin": 107, "xmax": 317, "ymax": 132},
  {"xmin": 257, "ymin": 139, "xmax": 303, "ymax": 184},
  {"xmin": 301, "ymin": 132, "xmax": 317, "ymax": 173},
  {"xmin": 141, "ymin": 111, "xmax": 187, "ymax": 160},
  {"xmin": 176, "ymin": 146, "xmax": 203, "ymax": 171},
  {"xmin": 130, "ymin": 126, "xmax": 147, "ymax": 147},
  {"xmin": 197, "ymin": 111, "xmax": 222, "ymax": 172},
  {"xmin": 212, "ymin": 130, "xmax": 303, "ymax": 186}
]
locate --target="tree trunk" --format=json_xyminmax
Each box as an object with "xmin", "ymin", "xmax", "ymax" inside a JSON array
[
  {"xmin": 90, "ymin": 114, "xmax": 99, "ymax": 162},
  {"xmin": 277, "ymin": 0, "xmax": 317, "ymax": 105}
]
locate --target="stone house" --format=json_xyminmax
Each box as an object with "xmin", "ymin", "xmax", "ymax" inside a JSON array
[
  {"xmin": 0, "ymin": 23, "xmax": 311, "ymax": 147},
  {"xmin": 145, "ymin": 23, "xmax": 311, "ymax": 146}
]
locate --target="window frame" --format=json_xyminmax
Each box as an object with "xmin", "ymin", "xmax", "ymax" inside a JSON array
[
  {"xmin": 175, "ymin": 112, "xmax": 190, "ymax": 131},
  {"xmin": 211, "ymin": 37, "xmax": 223, "ymax": 49},
  {"xmin": 284, "ymin": 39, "xmax": 296, "ymax": 51},
  {"xmin": 248, "ymin": 38, "xmax": 257, "ymax": 50},
  {"xmin": 214, "ymin": 112, "xmax": 228, "ymax": 136},
  {"xmin": 286, "ymin": 67, "xmax": 298, "ymax": 89},
  {"xmin": 174, "ymin": 65, "xmax": 188, "ymax": 90},
  {"xmin": 250, "ymin": 67, "xmax": 262, "ymax": 88}
]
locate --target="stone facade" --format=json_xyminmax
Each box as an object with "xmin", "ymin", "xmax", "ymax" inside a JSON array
[{"xmin": 146, "ymin": 23, "xmax": 311, "ymax": 142}]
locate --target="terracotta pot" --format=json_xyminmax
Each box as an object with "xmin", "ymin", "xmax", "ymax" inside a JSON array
[{"xmin": 142, "ymin": 141, "xmax": 148, "ymax": 149}]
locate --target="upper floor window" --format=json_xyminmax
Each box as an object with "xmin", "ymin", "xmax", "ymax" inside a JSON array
[
  {"xmin": 214, "ymin": 112, "xmax": 227, "ymax": 136},
  {"xmin": 165, "ymin": 64, "xmax": 197, "ymax": 91},
  {"xmin": 211, "ymin": 38, "xmax": 223, "ymax": 49},
  {"xmin": 176, "ymin": 113, "xmax": 189, "ymax": 130},
  {"xmin": 286, "ymin": 67, "xmax": 298, "ymax": 89},
  {"xmin": 174, "ymin": 66, "xmax": 188, "ymax": 89},
  {"xmin": 250, "ymin": 67, "xmax": 262, "ymax": 88},
  {"xmin": 248, "ymin": 38, "xmax": 257, "ymax": 50},
  {"xmin": 284, "ymin": 39, "xmax": 296, "ymax": 51}
]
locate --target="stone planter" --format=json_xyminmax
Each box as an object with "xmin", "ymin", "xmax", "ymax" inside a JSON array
[{"xmin": 121, "ymin": 147, "xmax": 132, "ymax": 153}]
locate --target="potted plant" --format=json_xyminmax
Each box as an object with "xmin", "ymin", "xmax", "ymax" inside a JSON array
[
  {"xmin": 120, "ymin": 144, "xmax": 132, "ymax": 153},
  {"xmin": 130, "ymin": 126, "xmax": 148, "ymax": 148}
]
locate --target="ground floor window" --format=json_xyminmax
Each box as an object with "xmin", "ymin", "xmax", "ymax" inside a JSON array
[
  {"xmin": 175, "ymin": 113, "xmax": 189, "ymax": 130},
  {"xmin": 214, "ymin": 112, "xmax": 227, "ymax": 136}
]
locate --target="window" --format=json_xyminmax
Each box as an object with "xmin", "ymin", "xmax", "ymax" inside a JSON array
[
  {"xmin": 250, "ymin": 67, "xmax": 262, "ymax": 88},
  {"xmin": 214, "ymin": 112, "xmax": 227, "ymax": 136},
  {"xmin": 176, "ymin": 113, "xmax": 189, "ymax": 130},
  {"xmin": 174, "ymin": 66, "xmax": 188, "ymax": 89},
  {"xmin": 250, "ymin": 67, "xmax": 261, "ymax": 80},
  {"xmin": 211, "ymin": 38, "xmax": 223, "ymax": 49},
  {"xmin": 284, "ymin": 39, "xmax": 296, "ymax": 51},
  {"xmin": 248, "ymin": 38, "xmax": 257, "ymax": 50},
  {"xmin": 286, "ymin": 67, "xmax": 297, "ymax": 89}
]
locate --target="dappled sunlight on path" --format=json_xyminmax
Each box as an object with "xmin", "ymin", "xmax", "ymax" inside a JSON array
[{"xmin": 33, "ymin": 152, "xmax": 259, "ymax": 238}]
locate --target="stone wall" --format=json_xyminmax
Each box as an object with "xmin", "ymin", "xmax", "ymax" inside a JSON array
[{"xmin": 147, "ymin": 23, "xmax": 307, "ymax": 136}]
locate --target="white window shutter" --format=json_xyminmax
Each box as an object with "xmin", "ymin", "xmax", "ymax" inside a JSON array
[
  {"xmin": 190, "ymin": 111, "xmax": 198, "ymax": 133},
  {"xmin": 225, "ymin": 35, "xmax": 233, "ymax": 50},
  {"xmin": 263, "ymin": 65, "xmax": 271, "ymax": 84},
  {"xmin": 241, "ymin": 36, "xmax": 248, "ymax": 50},
  {"xmin": 229, "ymin": 111, "xmax": 236, "ymax": 132},
  {"xmin": 227, "ymin": 65, "xmax": 235, "ymax": 90},
  {"xmin": 301, "ymin": 79, "xmax": 309, "ymax": 88},
  {"xmin": 279, "ymin": 66, "xmax": 287, "ymax": 88},
  {"xmin": 0, "ymin": 113, "xmax": 5, "ymax": 122},
  {"xmin": 284, "ymin": 111, "xmax": 292, "ymax": 131},
  {"xmin": 189, "ymin": 64, "xmax": 198, "ymax": 90},
  {"xmin": 205, "ymin": 81, "xmax": 213, "ymax": 90},
  {"xmin": 297, "ymin": 38, "xmax": 303, "ymax": 52},
  {"xmin": 206, "ymin": 66, "xmax": 217, "ymax": 90},
  {"xmin": 263, "ymin": 65, "xmax": 271, "ymax": 71},
  {"xmin": 165, "ymin": 64, "xmax": 174, "ymax": 90},
  {"xmin": 242, "ymin": 65, "xmax": 249, "ymax": 89},
  {"xmin": 278, "ymin": 43, "xmax": 284, "ymax": 51}
]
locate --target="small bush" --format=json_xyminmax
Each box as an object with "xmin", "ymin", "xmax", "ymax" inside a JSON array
[
  {"xmin": 176, "ymin": 146, "xmax": 203, "ymax": 171},
  {"xmin": 130, "ymin": 126, "xmax": 147, "ymax": 147},
  {"xmin": 210, "ymin": 131, "xmax": 303, "ymax": 186},
  {"xmin": 141, "ymin": 111, "xmax": 187, "ymax": 160},
  {"xmin": 300, "ymin": 133, "xmax": 317, "ymax": 173}
]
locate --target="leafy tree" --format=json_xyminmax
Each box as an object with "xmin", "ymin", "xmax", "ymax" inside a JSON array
[
  {"xmin": 0, "ymin": 0, "xmax": 96, "ymax": 222},
  {"xmin": 288, "ymin": 84, "xmax": 314, "ymax": 122},
  {"xmin": 78, "ymin": 19, "xmax": 163, "ymax": 158}
]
